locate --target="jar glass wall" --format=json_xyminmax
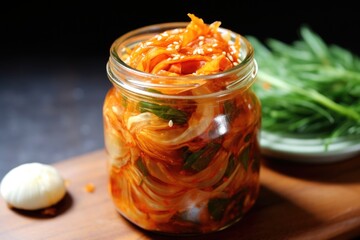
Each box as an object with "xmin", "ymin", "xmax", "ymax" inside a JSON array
[{"xmin": 104, "ymin": 20, "xmax": 261, "ymax": 235}]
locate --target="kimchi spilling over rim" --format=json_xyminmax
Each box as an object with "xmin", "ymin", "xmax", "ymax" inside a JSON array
[{"xmin": 106, "ymin": 22, "xmax": 258, "ymax": 100}]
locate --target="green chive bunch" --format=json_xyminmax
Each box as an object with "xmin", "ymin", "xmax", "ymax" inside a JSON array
[{"xmin": 247, "ymin": 26, "xmax": 360, "ymax": 146}]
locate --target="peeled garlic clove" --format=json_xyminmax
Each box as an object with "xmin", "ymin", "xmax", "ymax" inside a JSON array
[{"xmin": 0, "ymin": 162, "xmax": 66, "ymax": 210}]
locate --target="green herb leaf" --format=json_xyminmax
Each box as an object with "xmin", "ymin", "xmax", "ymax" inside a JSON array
[
  {"xmin": 252, "ymin": 150, "xmax": 261, "ymax": 172},
  {"xmin": 208, "ymin": 189, "xmax": 248, "ymax": 221},
  {"xmin": 224, "ymin": 154, "xmax": 236, "ymax": 178},
  {"xmin": 135, "ymin": 157, "xmax": 148, "ymax": 186},
  {"xmin": 135, "ymin": 158, "xmax": 148, "ymax": 176},
  {"xmin": 247, "ymin": 26, "xmax": 360, "ymax": 148},
  {"xmin": 224, "ymin": 100, "xmax": 237, "ymax": 122},
  {"xmin": 238, "ymin": 146, "xmax": 250, "ymax": 171},
  {"xmin": 208, "ymin": 197, "xmax": 230, "ymax": 221},
  {"xmin": 138, "ymin": 101, "xmax": 188, "ymax": 124},
  {"xmin": 183, "ymin": 142, "xmax": 221, "ymax": 172}
]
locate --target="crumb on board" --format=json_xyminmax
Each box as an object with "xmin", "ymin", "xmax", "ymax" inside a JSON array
[
  {"xmin": 42, "ymin": 207, "xmax": 57, "ymax": 216},
  {"xmin": 83, "ymin": 183, "xmax": 95, "ymax": 193},
  {"xmin": 64, "ymin": 179, "xmax": 71, "ymax": 187}
]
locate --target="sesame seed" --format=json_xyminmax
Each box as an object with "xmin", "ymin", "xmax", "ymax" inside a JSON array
[
  {"xmin": 198, "ymin": 48, "xmax": 204, "ymax": 55},
  {"xmin": 207, "ymin": 48, "xmax": 213, "ymax": 52},
  {"xmin": 199, "ymin": 41, "xmax": 204, "ymax": 46},
  {"xmin": 168, "ymin": 120, "xmax": 174, "ymax": 127},
  {"xmin": 157, "ymin": 35, "xmax": 162, "ymax": 41},
  {"xmin": 172, "ymin": 54, "xmax": 181, "ymax": 59},
  {"xmin": 112, "ymin": 106, "xmax": 119, "ymax": 114},
  {"xmin": 212, "ymin": 43, "xmax": 218, "ymax": 47},
  {"xmin": 199, "ymin": 36, "xmax": 204, "ymax": 40}
]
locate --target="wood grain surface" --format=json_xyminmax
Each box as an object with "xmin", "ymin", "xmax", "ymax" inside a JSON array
[{"xmin": 1, "ymin": 149, "xmax": 360, "ymax": 240}]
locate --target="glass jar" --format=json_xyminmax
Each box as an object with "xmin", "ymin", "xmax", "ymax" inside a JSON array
[{"xmin": 104, "ymin": 21, "xmax": 261, "ymax": 235}]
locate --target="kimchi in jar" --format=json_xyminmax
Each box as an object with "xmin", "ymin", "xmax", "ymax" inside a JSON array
[{"xmin": 104, "ymin": 14, "xmax": 261, "ymax": 235}]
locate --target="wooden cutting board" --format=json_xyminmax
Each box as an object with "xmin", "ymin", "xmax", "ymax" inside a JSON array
[{"xmin": 1, "ymin": 149, "xmax": 360, "ymax": 240}]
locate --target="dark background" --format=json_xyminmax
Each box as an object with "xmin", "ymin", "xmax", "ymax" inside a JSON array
[
  {"xmin": 1, "ymin": 1, "xmax": 359, "ymax": 178},
  {"xmin": 1, "ymin": 1, "xmax": 360, "ymax": 61}
]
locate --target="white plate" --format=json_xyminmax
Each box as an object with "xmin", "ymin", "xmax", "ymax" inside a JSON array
[{"xmin": 260, "ymin": 131, "xmax": 360, "ymax": 163}]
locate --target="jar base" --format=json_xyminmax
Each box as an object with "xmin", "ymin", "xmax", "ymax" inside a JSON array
[{"xmin": 117, "ymin": 209, "xmax": 245, "ymax": 237}]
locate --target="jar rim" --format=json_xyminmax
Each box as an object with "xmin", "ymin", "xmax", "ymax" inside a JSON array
[{"xmin": 107, "ymin": 22, "xmax": 257, "ymax": 99}]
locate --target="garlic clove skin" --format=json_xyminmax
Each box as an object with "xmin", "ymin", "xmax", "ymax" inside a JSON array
[{"xmin": 0, "ymin": 162, "xmax": 66, "ymax": 210}]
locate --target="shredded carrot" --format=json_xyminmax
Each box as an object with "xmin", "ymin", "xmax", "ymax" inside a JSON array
[{"xmin": 123, "ymin": 13, "xmax": 241, "ymax": 76}]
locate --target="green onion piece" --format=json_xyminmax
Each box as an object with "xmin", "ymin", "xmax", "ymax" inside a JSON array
[
  {"xmin": 208, "ymin": 197, "xmax": 230, "ymax": 221},
  {"xmin": 183, "ymin": 142, "xmax": 221, "ymax": 172},
  {"xmin": 138, "ymin": 101, "xmax": 188, "ymax": 124}
]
